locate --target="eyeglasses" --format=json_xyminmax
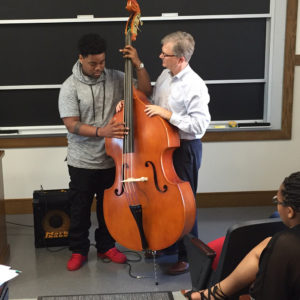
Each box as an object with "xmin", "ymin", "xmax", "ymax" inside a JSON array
[
  {"xmin": 272, "ymin": 195, "xmax": 300, "ymax": 212},
  {"xmin": 272, "ymin": 195, "xmax": 287, "ymax": 206},
  {"xmin": 160, "ymin": 51, "xmax": 176, "ymax": 58}
]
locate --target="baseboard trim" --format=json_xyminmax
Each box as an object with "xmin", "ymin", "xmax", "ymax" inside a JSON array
[
  {"xmin": 5, "ymin": 198, "xmax": 35, "ymax": 214},
  {"xmin": 0, "ymin": 244, "xmax": 10, "ymax": 264},
  {"xmin": 4, "ymin": 190, "xmax": 276, "ymax": 215},
  {"xmin": 196, "ymin": 191, "xmax": 276, "ymax": 208}
]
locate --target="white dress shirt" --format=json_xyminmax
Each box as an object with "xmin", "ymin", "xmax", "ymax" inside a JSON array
[{"xmin": 151, "ymin": 65, "xmax": 210, "ymax": 140}]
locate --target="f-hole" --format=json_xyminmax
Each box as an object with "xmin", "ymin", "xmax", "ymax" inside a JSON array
[{"xmin": 145, "ymin": 161, "xmax": 168, "ymax": 193}]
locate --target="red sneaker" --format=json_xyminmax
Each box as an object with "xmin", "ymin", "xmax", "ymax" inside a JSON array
[
  {"xmin": 98, "ymin": 247, "xmax": 127, "ymax": 264},
  {"xmin": 67, "ymin": 253, "xmax": 87, "ymax": 271}
]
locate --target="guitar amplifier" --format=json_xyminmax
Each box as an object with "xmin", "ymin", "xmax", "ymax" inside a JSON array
[{"xmin": 33, "ymin": 189, "xmax": 70, "ymax": 248}]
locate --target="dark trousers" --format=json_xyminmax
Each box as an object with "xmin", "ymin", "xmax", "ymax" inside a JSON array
[
  {"xmin": 68, "ymin": 165, "xmax": 116, "ymax": 256},
  {"xmin": 173, "ymin": 139, "xmax": 202, "ymax": 261}
]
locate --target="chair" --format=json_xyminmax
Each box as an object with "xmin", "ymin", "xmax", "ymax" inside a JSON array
[{"xmin": 184, "ymin": 218, "xmax": 286, "ymax": 300}]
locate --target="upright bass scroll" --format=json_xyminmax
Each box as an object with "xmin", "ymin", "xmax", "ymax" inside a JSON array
[{"xmin": 124, "ymin": 0, "xmax": 142, "ymax": 41}]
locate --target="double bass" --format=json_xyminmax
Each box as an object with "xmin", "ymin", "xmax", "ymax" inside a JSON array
[{"xmin": 103, "ymin": 0, "xmax": 196, "ymax": 251}]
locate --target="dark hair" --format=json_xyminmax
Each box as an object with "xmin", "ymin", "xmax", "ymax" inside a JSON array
[
  {"xmin": 282, "ymin": 171, "xmax": 300, "ymax": 212},
  {"xmin": 78, "ymin": 33, "xmax": 106, "ymax": 57}
]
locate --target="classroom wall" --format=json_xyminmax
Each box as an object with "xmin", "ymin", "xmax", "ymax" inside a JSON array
[{"xmin": 2, "ymin": 7, "xmax": 300, "ymax": 200}]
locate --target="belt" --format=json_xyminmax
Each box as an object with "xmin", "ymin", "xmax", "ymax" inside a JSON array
[{"xmin": 180, "ymin": 139, "xmax": 195, "ymax": 142}]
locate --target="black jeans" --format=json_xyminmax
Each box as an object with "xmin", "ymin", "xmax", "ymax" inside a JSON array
[
  {"xmin": 68, "ymin": 165, "xmax": 116, "ymax": 256},
  {"xmin": 173, "ymin": 139, "xmax": 202, "ymax": 261}
]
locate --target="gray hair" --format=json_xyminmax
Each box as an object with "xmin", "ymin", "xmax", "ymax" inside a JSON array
[{"xmin": 161, "ymin": 31, "xmax": 195, "ymax": 62}]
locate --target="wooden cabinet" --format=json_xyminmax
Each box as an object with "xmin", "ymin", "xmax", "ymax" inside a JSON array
[{"xmin": 0, "ymin": 151, "xmax": 10, "ymax": 264}]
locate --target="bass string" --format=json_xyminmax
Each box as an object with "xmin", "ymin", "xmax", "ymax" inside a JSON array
[{"xmin": 123, "ymin": 30, "xmax": 139, "ymax": 207}]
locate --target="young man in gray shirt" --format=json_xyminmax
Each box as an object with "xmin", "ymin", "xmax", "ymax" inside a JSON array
[{"xmin": 59, "ymin": 33, "xmax": 151, "ymax": 271}]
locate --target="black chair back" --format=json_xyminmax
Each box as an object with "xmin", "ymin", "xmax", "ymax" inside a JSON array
[
  {"xmin": 211, "ymin": 218, "xmax": 286, "ymax": 299},
  {"xmin": 183, "ymin": 234, "xmax": 216, "ymax": 290}
]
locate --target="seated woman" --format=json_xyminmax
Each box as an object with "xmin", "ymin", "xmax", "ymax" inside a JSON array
[{"xmin": 183, "ymin": 171, "xmax": 300, "ymax": 300}]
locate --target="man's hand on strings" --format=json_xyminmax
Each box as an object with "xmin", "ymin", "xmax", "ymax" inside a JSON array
[
  {"xmin": 116, "ymin": 100, "xmax": 125, "ymax": 113},
  {"xmin": 100, "ymin": 119, "xmax": 129, "ymax": 138},
  {"xmin": 144, "ymin": 104, "xmax": 172, "ymax": 120},
  {"xmin": 119, "ymin": 45, "xmax": 142, "ymax": 69}
]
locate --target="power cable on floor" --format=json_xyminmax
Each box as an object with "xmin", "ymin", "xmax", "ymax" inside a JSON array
[
  {"xmin": 7, "ymin": 220, "xmax": 67, "ymax": 252},
  {"xmin": 6, "ymin": 221, "xmax": 34, "ymax": 228},
  {"xmin": 92, "ymin": 244, "xmax": 153, "ymax": 280},
  {"xmin": 7, "ymin": 223, "xmax": 157, "ymax": 280}
]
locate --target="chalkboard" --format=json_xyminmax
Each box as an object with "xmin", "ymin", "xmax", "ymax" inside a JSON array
[
  {"xmin": 0, "ymin": 90, "xmax": 62, "ymax": 127},
  {"xmin": 0, "ymin": 0, "xmax": 276, "ymax": 129},
  {"xmin": 0, "ymin": 0, "xmax": 270, "ymax": 19},
  {"xmin": 0, "ymin": 19, "xmax": 266, "ymax": 84}
]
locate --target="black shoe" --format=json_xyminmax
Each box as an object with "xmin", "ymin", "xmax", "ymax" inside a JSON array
[{"xmin": 167, "ymin": 261, "xmax": 189, "ymax": 275}]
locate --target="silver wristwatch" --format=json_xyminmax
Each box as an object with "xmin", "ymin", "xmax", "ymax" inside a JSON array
[{"xmin": 137, "ymin": 62, "xmax": 144, "ymax": 70}]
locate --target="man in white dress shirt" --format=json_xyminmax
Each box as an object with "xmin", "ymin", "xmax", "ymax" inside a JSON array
[{"xmin": 145, "ymin": 31, "xmax": 211, "ymax": 275}]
